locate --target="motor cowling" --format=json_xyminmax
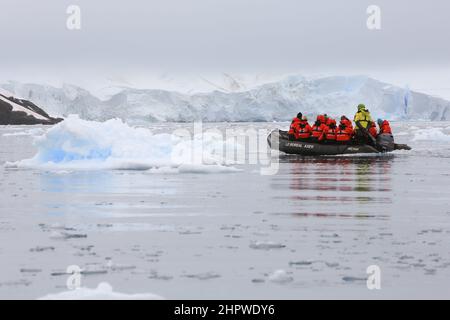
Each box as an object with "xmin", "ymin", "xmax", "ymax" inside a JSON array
[{"xmin": 376, "ymin": 133, "xmax": 395, "ymax": 152}]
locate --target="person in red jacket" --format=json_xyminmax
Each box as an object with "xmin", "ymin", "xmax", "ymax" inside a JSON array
[
  {"xmin": 324, "ymin": 118, "xmax": 337, "ymax": 142},
  {"xmin": 311, "ymin": 114, "xmax": 328, "ymax": 142},
  {"xmin": 296, "ymin": 116, "xmax": 312, "ymax": 140},
  {"xmin": 368, "ymin": 121, "xmax": 378, "ymax": 138},
  {"xmin": 339, "ymin": 115, "xmax": 353, "ymax": 129},
  {"xmin": 377, "ymin": 119, "xmax": 392, "ymax": 135},
  {"xmin": 336, "ymin": 116, "xmax": 354, "ymax": 144},
  {"xmin": 288, "ymin": 112, "xmax": 303, "ymax": 140}
]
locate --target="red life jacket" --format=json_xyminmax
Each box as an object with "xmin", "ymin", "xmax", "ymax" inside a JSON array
[
  {"xmin": 379, "ymin": 120, "xmax": 392, "ymax": 134},
  {"xmin": 311, "ymin": 123, "xmax": 327, "ymax": 140},
  {"xmin": 288, "ymin": 117, "xmax": 301, "ymax": 136},
  {"xmin": 336, "ymin": 121, "xmax": 353, "ymax": 142},
  {"xmin": 310, "ymin": 115, "xmax": 329, "ymax": 141},
  {"xmin": 340, "ymin": 119, "xmax": 353, "ymax": 130},
  {"xmin": 369, "ymin": 122, "xmax": 378, "ymax": 138},
  {"xmin": 325, "ymin": 119, "xmax": 337, "ymax": 141},
  {"xmin": 325, "ymin": 127, "xmax": 337, "ymax": 141},
  {"xmin": 296, "ymin": 121, "xmax": 312, "ymax": 139}
]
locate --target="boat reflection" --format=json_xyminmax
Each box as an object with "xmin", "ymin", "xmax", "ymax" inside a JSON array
[{"xmin": 271, "ymin": 155, "xmax": 394, "ymax": 219}]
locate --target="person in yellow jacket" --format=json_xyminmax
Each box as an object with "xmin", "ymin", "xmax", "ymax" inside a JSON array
[
  {"xmin": 354, "ymin": 104, "xmax": 372, "ymax": 128},
  {"xmin": 353, "ymin": 104, "xmax": 373, "ymax": 143}
]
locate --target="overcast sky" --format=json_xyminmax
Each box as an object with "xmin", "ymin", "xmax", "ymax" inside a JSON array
[{"xmin": 1, "ymin": 0, "xmax": 450, "ymax": 96}]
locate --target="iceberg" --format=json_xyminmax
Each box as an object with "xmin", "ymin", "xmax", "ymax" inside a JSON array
[
  {"xmin": 39, "ymin": 282, "xmax": 163, "ymax": 300},
  {"xmin": 9, "ymin": 115, "xmax": 240, "ymax": 172}
]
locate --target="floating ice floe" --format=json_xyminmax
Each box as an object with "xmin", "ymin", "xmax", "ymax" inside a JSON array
[
  {"xmin": 268, "ymin": 270, "xmax": 294, "ymax": 284},
  {"xmin": 39, "ymin": 282, "xmax": 164, "ymax": 300},
  {"xmin": 342, "ymin": 276, "xmax": 367, "ymax": 283},
  {"xmin": 2, "ymin": 128, "xmax": 45, "ymax": 137},
  {"xmin": 8, "ymin": 115, "xmax": 241, "ymax": 172},
  {"xmin": 289, "ymin": 260, "xmax": 313, "ymax": 266},
  {"xmin": 182, "ymin": 272, "xmax": 221, "ymax": 280},
  {"xmin": 249, "ymin": 241, "xmax": 286, "ymax": 250},
  {"xmin": 412, "ymin": 128, "xmax": 450, "ymax": 142},
  {"xmin": 49, "ymin": 231, "xmax": 87, "ymax": 240}
]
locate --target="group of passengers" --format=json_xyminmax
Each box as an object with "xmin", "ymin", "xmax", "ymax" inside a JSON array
[{"xmin": 288, "ymin": 104, "xmax": 392, "ymax": 145}]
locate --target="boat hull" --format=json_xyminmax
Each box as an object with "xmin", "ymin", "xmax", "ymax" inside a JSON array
[{"xmin": 268, "ymin": 130, "xmax": 381, "ymax": 156}]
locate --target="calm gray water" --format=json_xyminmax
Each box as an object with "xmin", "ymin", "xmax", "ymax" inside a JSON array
[{"xmin": 0, "ymin": 122, "xmax": 449, "ymax": 299}]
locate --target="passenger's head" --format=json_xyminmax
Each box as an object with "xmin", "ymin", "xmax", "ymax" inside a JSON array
[
  {"xmin": 326, "ymin": 118, "xmax": 335, "ymax": 126},
  {"xmin": 377, "ymin": 118, "xmax": 383, "ymax": 126},
  {"xmin": 317, "ymin": 114, "xmax": 326, "ymax": 123},
  {"xmin": 328, "ymin": 119, "xmax": 336, "ymax": 127},
  {"xmin": 357, "ymin": 104, "xmax": 366, "ymax": 111},
  {"xmin": 302, "ymin": 115, "xmax": 308, "ymax": 121},
  {"xmin": 340, "ymin": 118, "xmax": 350, "ymax": 126},
  {"xmin": 297, "ymin": 112, "xmax": 303, "ymax": 119}
]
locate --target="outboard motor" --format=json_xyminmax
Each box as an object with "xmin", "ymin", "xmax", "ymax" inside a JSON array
[{"xmin": 376, "ymin": 133, "xmax": 395, "ymax": 152}]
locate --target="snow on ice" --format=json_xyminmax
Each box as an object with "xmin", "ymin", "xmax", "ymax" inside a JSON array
[
  {"xmin": 7, "ymin": 115, "xmax": 241, "ymax": 172},
  {"xmin": 412, "ymin": 127, "xmax": 450, "ymax": 142},
  {"xmin": 39, "ymin": 282, "xmax": 163, "ymax": 300}
]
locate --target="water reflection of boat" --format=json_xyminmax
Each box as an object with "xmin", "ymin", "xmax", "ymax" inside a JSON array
[{"xmin": 271, "ymin": 156, "xmax": 393, "ymax": 219}]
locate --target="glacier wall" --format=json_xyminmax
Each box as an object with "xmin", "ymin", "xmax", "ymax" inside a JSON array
[{"xmin": 1, "ymin": 75, "xmax": 449, "ymax": 123}]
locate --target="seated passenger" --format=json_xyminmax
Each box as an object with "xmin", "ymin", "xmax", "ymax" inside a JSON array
[
  {"xmin": 324, "ymin": 118, "xmax": 337, "ymax": 142},
  {"xmin": 296, "ymin": 116, "xmax": 312, "ymax": 140},
  {"xmin": 376, "ymin": 119, "xmax": 395, "ymax": 151},
  {"xmin": 340, "ymin": 115, "xmax": 353, "ymax": 130},
  {"xmin": 336, "ymin": 116, "xmax": 354, "ymax": 144},
  {"xmin": 377, "ymin": 119, "xmax": 392, "ymax": 135},
  {"xmin": 311, "ymin": 114, "xmax": 328, "ymax": 142},
  {"xmin": 288, "ymin": 112, "xmax": 303, "ymax": 140},
  {"xmin": 368, "ymin": 121, "xmax": 378, "ymax": 138}
]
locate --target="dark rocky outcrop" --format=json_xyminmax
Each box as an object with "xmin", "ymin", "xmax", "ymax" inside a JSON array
[{"xmin": 0, "ymin": 94, "xmax": 63, "ymax": 125}]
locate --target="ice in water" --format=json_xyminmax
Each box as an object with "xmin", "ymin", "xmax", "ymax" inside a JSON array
[{"xmin": 0, "ymin": 120, "xmax": 450, "ymax": 299}]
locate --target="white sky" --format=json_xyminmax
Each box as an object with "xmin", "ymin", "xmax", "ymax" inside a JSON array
[{"xmin": 1, "ymin": 0, "xmax": 450, "ymax": 98}]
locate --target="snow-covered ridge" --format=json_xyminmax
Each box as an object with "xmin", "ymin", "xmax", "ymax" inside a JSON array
[
  {"xmin": 0, "ymin": 92, "xmax": 63, "ymax": 125},
  {"xmin": 0, "ymin": 95, "xmax": 47, "ymax": 120},
  {"xmin": 1, "ymin": 75, "xmax": 449, "ymax": 123}
]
